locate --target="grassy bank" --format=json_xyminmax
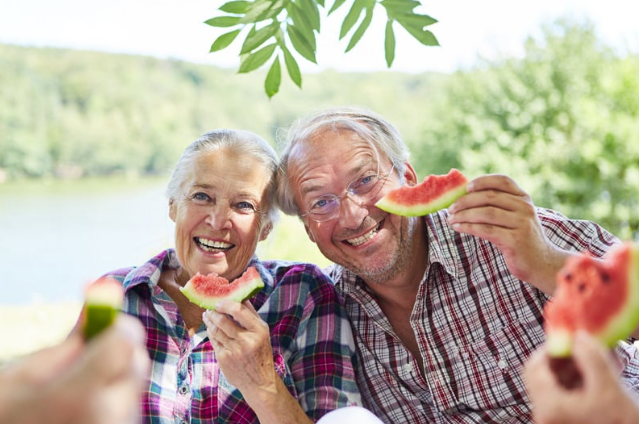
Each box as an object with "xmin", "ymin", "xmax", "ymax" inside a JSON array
[{"xmin": 0, "ymin": 302, "xmax": 82, "ymax": 365}]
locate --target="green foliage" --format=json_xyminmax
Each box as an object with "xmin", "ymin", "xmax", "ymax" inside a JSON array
[
  {"xmin": 0, "ymin": 42, "xmax": 441, "ymax": 181},
  {"xmin": 205, "ymin": 0, "xmax": 439, "ymax": 96},
  {"xmin": 420, "ymin": 19, "xmax": 639, "ymax": 240}
]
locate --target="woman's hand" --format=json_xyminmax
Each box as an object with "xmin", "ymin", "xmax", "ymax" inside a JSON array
[
  {"xmin": 203, "ymin": 300, "xmax": 277, "ymax": 398},
  {"xmin": 203, "ymin": 300, "xmax": 313, "ymax": 424}
]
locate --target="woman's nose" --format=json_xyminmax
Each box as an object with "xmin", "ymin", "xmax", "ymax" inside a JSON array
[{"xmin": 205, "ymin": 205, "xmax": 232, "ymax": 230}]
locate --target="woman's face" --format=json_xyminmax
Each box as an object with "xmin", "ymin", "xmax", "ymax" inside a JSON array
[{"xmin": 169, "ymin": 148, "xmax": 272, "ymax": 282}]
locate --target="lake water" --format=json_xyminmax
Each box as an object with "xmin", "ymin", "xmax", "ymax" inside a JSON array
[
  {"xmin": 0, "ymin": 176, "xmax": 327, "ymax": 306},
  {"xmin": 0, "ymin": 177, "xmax": 176, "ymax": 305}
]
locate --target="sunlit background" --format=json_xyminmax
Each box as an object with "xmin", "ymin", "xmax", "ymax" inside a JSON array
[{"xmin": 1, "ymin": 0, "xmax": 638, "ymax": 361}]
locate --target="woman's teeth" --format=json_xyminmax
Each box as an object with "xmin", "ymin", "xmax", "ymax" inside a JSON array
[{"xmin": 196, "ymin": 237, "xmax": 232, "ymax": 251}]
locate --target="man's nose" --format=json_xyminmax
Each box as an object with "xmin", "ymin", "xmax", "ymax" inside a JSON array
[{"xmin": 338, "ymin": 194, "xmax": 368, "ymax": 229}]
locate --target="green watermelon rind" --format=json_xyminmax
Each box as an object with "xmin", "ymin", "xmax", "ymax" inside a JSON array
[
  {"xmin": 180, "ymin": 273, "xmax": 265, "ymax": 311},
  {"xmin": 376, "ymin": 184, "xmax": 467, "ymax": 217},
  {"xmin": 83, "ymin": 278, "xmax": 124, "ymax": 340},
  {"xmin": 546, "ymin": 243, "xmax": 639, "ymax": 357}
]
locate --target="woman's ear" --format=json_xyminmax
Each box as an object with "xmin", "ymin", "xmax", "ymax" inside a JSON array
[
  {"xmin": 168, "ymin": 199, "xmax": 177, "ymax": 222},
  {"xmin": 259, "ymin": 221, "xmax": 273, "ymax": 241}
]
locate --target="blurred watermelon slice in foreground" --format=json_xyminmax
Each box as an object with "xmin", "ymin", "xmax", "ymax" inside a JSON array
[
  {"xmin": 544, "ymin": 241, "xmax": 639, "ymax": 357},
  {"xmin": 180, "ymin": 266, "xmax": 264, "ymax": 310},
  {"xmin": 83, "ymin": 277, "xmax": 124, "ymax": 340},
  {"xmin": 375, "ymin": 168, "xmax": 468, "ymax": 216}
]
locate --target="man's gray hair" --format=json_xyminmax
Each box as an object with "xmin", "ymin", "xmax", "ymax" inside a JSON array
[
  {"xmin": 166, "ymin": 129, "xmax": 280, "ymax": 225},
  {"xmin": 276, "ymin": 106, "xmax": 410, "ymax": 216}
]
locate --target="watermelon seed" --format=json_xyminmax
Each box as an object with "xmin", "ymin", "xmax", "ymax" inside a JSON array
[
  {"xmin": 601, "ymin": 272, "xmax": 610, "ymax": 284},
  {"xmin": 564, "ymin": 272, "xmax": 572, "ymax": 283},
  {"xmin": 578, "ymin": 282, "xmax": 587, "ymax": 293}
]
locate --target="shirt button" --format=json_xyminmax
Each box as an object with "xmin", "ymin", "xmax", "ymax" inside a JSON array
[
  {"xmin": 497, "ymin": 359, "xmax": 508, "ymax": 369},
  {"xmin": 179, "ymin": 385, "xmax": 189, "ymax": 395},
  {"xmin": 403, "ymin": 363, "xmax": 414, "ymax": 373}
]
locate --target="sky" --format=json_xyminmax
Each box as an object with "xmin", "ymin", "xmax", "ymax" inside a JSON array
[{"xmin": 0, "ymin": 0, "xmax": 638, "ymax": 74}]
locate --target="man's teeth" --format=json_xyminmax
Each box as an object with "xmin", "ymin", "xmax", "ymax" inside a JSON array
[
  {"xmin": 196, "ymin": 237, "xmax": 232, "ymax": 251},
  {"xmin": 347, "ymin": 223, "xmax": 381, "ymax": 246}
]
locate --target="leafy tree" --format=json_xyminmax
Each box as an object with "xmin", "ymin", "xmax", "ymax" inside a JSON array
[
  {"xmin": 419, "ymin": 19, "xmax": 639, "ymax": 240},
  {"xmin": 204, "ymin": 0, "xmax": 439, "ymax": 97}
]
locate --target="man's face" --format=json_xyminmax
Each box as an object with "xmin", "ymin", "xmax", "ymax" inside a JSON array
[{"xmin": 288, "ymin": 129, "xmax": 418, "ymax": 284}]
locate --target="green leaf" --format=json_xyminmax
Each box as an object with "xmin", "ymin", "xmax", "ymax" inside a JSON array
[
  {"xmin": 384, "ymin": 19, "xmax": 396, "ymax": 67},
  {"xmin": 395, "ymin": 13, "xmax": 438, "ymax": 29},
  {"xmin": 287, "ymin": 3, "xmax": 317, "ymax": 50},
  {"xmin": 287, "ymin": 24, "xmax": 317, "ymax": 63},
  {"xmin": 240, "ymin": 0, "xmax": 273, "ymax": 23},
  {"xmin": 240, "ymin": 22, "xmax": 280, "ymax": 54},
  {"xmin": 210, "ymin": 29, "xmax": 241, "ymax": 52},
  {"xmin": 265, "ymin": 57, "xmax": 282, "ymax": 98},
  {"xmin": 345, "ymin": 4, "xmax": 373, "ymax": 52},
  {"xmin": 219, "ymin": 0, "xmax": 251, "ymax": 14},
  {"xmin": 299, "ymin": 0, "xmax": 321, "ymax": 32},
  {"xmin": 238, "ymin": 43, "xmax": 277, "ymax": 73},
  {"xmin": 380, "ymin": 0, "xmax": 420, "ymax": 14},
  {"xmin": 328, "ymin": 0, "xmax": 349, "ymax": 15},
  {"xmin": 282, "ymin": 45, "xmax": 302, "ymax": 87},
  {"xmin": 204, "ymin": 16, "xmax": 242, "ymax": 28},
  {"xmin": 240, "ymin": 0, "xmax": 286, "ymax": 24},
  {"xmin": 401, "ymin": 25, "xmax": 439, "ymax": 46},
  {"xmin": 339, "ymin": 0, "xmax": 366, "ymax": 39}
]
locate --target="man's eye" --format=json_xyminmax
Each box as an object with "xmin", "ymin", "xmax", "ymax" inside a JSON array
[
  {"xmin": 352, "ymin": 174, "xmax": 376, "ymax": 190},
  {"xmin": 311, "ymin": 197, "xmax": 336, "ymax": 212},
  {"xmin": 311, "ymin": 199, "xmax": 327, "ymax": 210}
]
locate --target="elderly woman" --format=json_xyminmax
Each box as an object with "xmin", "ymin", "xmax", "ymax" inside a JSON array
[{"xmin": 99, "ymin": 129, "xmax": 361, "ymax": 423}]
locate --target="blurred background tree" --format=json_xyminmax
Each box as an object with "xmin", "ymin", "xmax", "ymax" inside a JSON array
[
  {"xmin": 417, "ymin": 19, "xmax": 639, "ymax": 239},
  {"xmin": 0, "ymin": 18, "xmax": 638, "ymax": 239}
]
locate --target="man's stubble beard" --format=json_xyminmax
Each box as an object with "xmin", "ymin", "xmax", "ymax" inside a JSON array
[{"xmin": 353, "ymin": 216, "xmax": 419, "ymax": 285}]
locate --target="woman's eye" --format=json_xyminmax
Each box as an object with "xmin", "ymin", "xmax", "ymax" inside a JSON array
[
  {"xmin": 192, "ymin": 192, "xmax": 211, "ymax": 202},
  {"xmin": 237, "ymin": 201, "xmax": 256, "ymax": 211}
]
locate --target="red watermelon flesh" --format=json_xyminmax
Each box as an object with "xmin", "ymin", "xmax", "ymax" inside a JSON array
[
  {"xmin": 375, "ymin": 168, "xmax": 468, "ymax": 216},
  {"xmin": 180, "ymin": 266, "xmax": 264, "ymax": 310},
  {"xmin": 544, "ymin": 242, "xmax": 639, "ymax": 357}
]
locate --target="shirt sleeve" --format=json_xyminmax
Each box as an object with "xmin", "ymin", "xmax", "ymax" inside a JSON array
[
  {"xmin": 284, "ymin": 264, "xmax": 362, "ymax": 421},
  {"xmin": 537, "ymin": 207, "xmax": 619, "ymax": 256}
]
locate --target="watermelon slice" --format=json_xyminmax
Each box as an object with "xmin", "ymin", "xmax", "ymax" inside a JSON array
[
  {"xmin": 544, "ymin": 241, "xmax": 639, "ymax": 357},
  {"xmin": 83, "ymin": 277, "xmax": 124, "ymax": 340},
  {"xmin": 375, "ymin": 168, "xmax": 468, "ymax": 216},
  {"xmin": 180, "ymin": 266, "xmax": 264, "ymax": 310}
]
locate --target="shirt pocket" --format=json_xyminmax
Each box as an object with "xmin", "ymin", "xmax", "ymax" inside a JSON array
[{"xmin": 446, "ymin": 319, "xmax": 544, "ymax": 412}]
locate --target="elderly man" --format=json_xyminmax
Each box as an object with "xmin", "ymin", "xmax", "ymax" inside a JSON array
[{"xmin": 275, "ymin": 106, "xmax": 639, "ymax": 423}]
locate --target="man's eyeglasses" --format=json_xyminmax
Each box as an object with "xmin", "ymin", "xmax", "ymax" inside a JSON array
[{"xmin": 301, "ymin": 164, "xmax": 395, "ymax": 223}]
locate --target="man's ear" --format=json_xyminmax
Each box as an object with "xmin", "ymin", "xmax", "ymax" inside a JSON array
[
  {"xmin": 403, "ymin": 162, "xmax": 419, "ymax": 186},
  {"xmin": 304, "ymin": 223, "xmax": 316, "ymax": 243},
  {"xmin": 168, "ymin": 199, "xmax": 177, "ymax": 222},
  {"xmin": 259, "ymin": 221, "xmax": 273, "ymax": 241}
]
